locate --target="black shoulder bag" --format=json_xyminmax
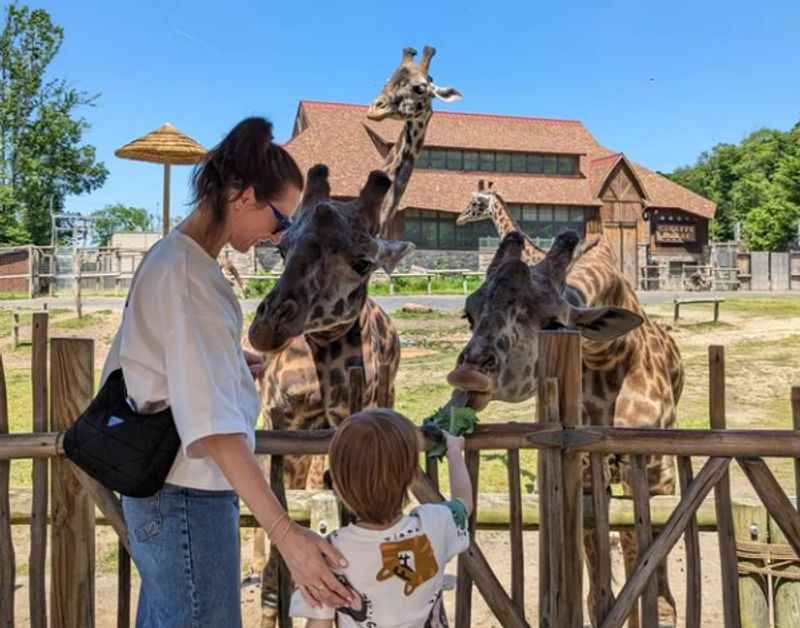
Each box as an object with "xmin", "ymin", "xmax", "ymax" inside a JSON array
[{"xmin": 63, "ymin": 369, "xmax": 180, "ymax": 497}]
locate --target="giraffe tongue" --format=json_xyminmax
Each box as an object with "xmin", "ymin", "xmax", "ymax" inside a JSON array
[{"xmin": 447, "ymin": 366, "xmax": 493, "ymax": 393}]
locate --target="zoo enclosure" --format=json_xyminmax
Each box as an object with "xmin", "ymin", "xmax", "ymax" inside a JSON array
[{"xmin": 2, "ymin": 321, "xmax": 800, "ymax": 627}]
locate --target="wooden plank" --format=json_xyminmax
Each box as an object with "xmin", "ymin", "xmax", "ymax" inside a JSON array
[
  {"xmin": 737, "ymin": 458, "xmax": 800, "ymax": 559},
  {"xmin": 50, "ymin": 337, "xmax": 96, "ymax": 628},
  {"xmin": 550, "ymin": 426, "xmax": 800, "ymax": 458},
  {"xmin": 537, "ymin": 378, "xmax": 560, "ymax": 627},
  {"xmin": 709, "ymin": 345, "xmax": 742, "ymax": 628},
  {"xmin": 590, "ymin": 452, "xmax": 614, "ymax": 625},
  {"xmin": 455, "ymin": 449, "xmax": 480, "ymax": 628},
  {"xmin": 117, "ymin": 541, "xmax": 131, "ymax": 628},
  {"xmin": 601, "ymin": 457, "xmax": 731, "ymax": 628},
  {"xmin": 544, "ymin": 438, "xmax": 564, "ymax": 628},
  {"xmin": 631, "ymin": 455, "xmax": 658, "ymax": 627},
  {"xmin": 270, "ymin": 455, "xmax": 292, "ymax": 628},
  {"xmin": 539, "ymin": 331, "xmax": 583, "ymax": 628},
  {"xmin": 793, "ymin": 386, "xmax": 800, "ymax": 512},
  {"xmin": 411, "ymin": 472, "xmax": 527, "ymax": 628},
  {"xmin": 71, "ymin": 466, "xmax": 129, "ymax": 553},
  {"xmin": 506, "ymin": 448, "xmax": 524, "ymax": 617},
  {"xmin": 0, "ymin": 356, "xmax": 14, "ymax": 628},
  {"xmin": 767, "ymin": 506, "xmax": 800, "ymax": 628},
  {"xmin": 29, "ymin": 313, "xmax": 49, "ymax": 628},
  {"xmin": 677, "ymin": 457, "xmax": 702, "ymax": 628}
]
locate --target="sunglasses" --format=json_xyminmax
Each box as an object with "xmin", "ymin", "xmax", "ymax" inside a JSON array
[{"xmin": 267, "ymin": 200, "xmax": 293, "ymax": 235}]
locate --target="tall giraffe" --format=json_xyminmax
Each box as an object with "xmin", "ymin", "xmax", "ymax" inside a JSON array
[
  {"xmin": 250, "ymin": 46, "xmax": 461, "ymax": 624},
  {"xmin": 448, "ymin": 231, "xmax": 682, "ymax": 627},
  {"xmin": 366, "ymin": 45, "xmax": 462, "ymax": 237},
  {"xmin": 457, "ymin": 179, "xmax": 546, "ymax": 264}
]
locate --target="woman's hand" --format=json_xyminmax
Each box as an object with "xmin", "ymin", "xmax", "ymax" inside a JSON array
[
  {"xmin": 243, "ymin": 349, "xmax": 266, "ymax": 380},
  {"xmin": 276, "ymin": 522, "xmax": 355, "ymax": 609}
]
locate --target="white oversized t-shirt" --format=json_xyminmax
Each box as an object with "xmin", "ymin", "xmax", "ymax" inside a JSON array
[
  {"xmin": 290, "ymin": 501, "xmax": 470, "ymax": 628},
  {"xmin": 101, "ymin": 229, "xmax": 261, "ymax": 491}
]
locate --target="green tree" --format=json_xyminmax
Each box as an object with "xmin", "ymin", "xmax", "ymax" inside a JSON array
[
  {"xmin": 0, "ymin": 4, "xmax": 107, "ymax": 245},
  {"xmin": 91, "ymin": 203, "xmax": 153, "ymax": 246},
  {"xmin": 668, "ymin": 122, "xmax": 800, "ymax": 250}
]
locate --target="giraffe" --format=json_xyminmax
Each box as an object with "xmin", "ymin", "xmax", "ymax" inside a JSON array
[
  {"xmin": 248, "ymin": 165, "xmax": 415, "ymax": 623},
  {"xmin": 447, "ymin": 231, "xmax": 682, "ymax": 627},
  {"xmin": 457, "ymin": 179, "xmax": 546, "ymax": 264},
  {"xmin": 366, "ymin": 45, "xmax": 462, "ymax": 237}
]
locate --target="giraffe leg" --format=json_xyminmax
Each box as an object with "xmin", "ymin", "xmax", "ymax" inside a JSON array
[{"xmin": 261, "ymin": 453, "xmax": 314, "ymax": 628}]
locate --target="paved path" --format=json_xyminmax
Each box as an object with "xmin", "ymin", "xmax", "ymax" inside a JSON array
[{"xmin": 0, "ymin": 290, "xmax": 797, "ymax": 314}]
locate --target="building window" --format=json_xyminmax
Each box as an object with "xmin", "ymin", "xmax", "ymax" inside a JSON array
[
  {"xmin": 463, "ymin": 151, "xmax": 479, "ymax": 171},
  {"xmin": 446, "ymin": 150, "xmax": 462, "ymax": 171},
  {"xmin": 415, "ymin": 147, "xmax": 582, "ymax": 176},
  {"xmin": 403, "ymin": 206, "xmax": 588, "ymax": 251},
  {"xmin": 479, "ymin": 151, "xmax": 495, "ymax": 172}
]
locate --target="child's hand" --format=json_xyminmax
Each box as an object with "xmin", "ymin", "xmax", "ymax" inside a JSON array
[{"xmin": 443, "ymin": 430, "xmax": 465, "ymax": 455}]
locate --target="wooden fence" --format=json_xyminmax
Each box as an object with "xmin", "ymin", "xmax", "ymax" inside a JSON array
[{"xmin": 2, "ymin": 321, "xmax": 800, "ymax": 626}]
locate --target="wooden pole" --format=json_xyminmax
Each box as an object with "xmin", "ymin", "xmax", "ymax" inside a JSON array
[
  {"xmin": 11, "ymin": 312, "xmax": 18, "ymax": 348},
  {"xmin": 506, "ymin": 448, "xmax": 525, "ymax": 618},
  {"xmin": 29, "ymin": 313, "xmax": 49, "ymax": 628},
  {"xmin": 50, "ymin": 337, "xmax": 96, "ymax": 627},
  {"xmin": 455, "ymin": 449, "xmax": 480, "ymax": 627},
  {"xmin": 538, "ymin": 330, "xmax": 583, "ymax": 628},
  {"xmin": 677, "ymin": 457, "xmax": 702, "ymax": 628},
  {"xmin": 270, "ymin": 455, "xmax": 291, "ymax": 628},
  {"xmin": 792, "ymin": 386, "xmax": 800, "ymax": 512},
  {"xmin": 162, "ymin": 163, "xmax": 171, "ymax": 237},
  {"xmin": 0, "ymin": 356, "xmax": 14, "ymax": 628},
  {"xmin": 117, "ymin": 542, "xmax": 131, "ymax": 628},
  {"xmin": 709, "ymin": 345, "xmax": 742, "ymax": 628},
  {"xmin": 731, "ymin": 500, "xmax": 769, "ymax": 628},
  {"xmin": 73, "ymin": 247, "xmax": 82, "ymax": 319},
  {"xmin": 631, "ymin": 455, "xmax": 658, "ymax": 627}
]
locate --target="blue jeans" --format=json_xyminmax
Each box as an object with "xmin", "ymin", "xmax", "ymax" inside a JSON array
[{"xmin": 122, "ymin": 484, "xmax": 241, "ymax": 628}]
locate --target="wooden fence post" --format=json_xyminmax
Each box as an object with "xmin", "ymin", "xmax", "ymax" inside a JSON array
[
  {"xmin": 29, "ymin": 313, "xmax": 49, "ymax": 628},
  {"xmin": 0, "ymin": 356, "xmax": 14, "ymax": 628},
  {"xmin": 50, "ymin": 337, "xmax": 96, "ymax": 627},
  {"xmin": 73, "ymin": 247, "xmax": 82, "ymax": 319},
  {"xmin": 538, "ymin": 330, "xmax": 583, "ymax": 628},
  {"xmin": 709, "ymin": 345, "xmax": 742, "ymax": 628},
  {"xmin": 731, "ymin": 500, "xmax": 769, "ymax": 628},
  {"xmin": 11, "ymin": 312, "xmax": 18, "ymax": 348}
]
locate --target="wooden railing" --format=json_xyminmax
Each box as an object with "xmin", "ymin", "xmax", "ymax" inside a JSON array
[{"xmin": 2, "ymin": 321, "xmax": 800, "ymax": 626}]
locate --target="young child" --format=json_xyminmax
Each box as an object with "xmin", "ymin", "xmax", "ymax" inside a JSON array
[{"xmin": 290, "ymin": 408, "xmax": 473, "ymax": 628}]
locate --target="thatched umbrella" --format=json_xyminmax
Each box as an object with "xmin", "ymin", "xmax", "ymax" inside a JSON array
[{"xmin": 115, "ymin": 123, "xmax": 206, "ymax": 236}]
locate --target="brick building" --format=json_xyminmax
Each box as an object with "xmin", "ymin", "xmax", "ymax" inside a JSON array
[{"xmin": 284, "ymin": 100, "xmax": 716, "ymax": 284}]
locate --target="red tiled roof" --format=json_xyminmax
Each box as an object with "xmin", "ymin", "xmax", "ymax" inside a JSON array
[{"xmin": 284, "ymin": 101, "xmax": 716, "ymax": 219}]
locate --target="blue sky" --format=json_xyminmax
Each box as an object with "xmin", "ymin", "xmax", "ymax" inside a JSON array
[{"xmin": 36, "ymin": 0, "xmax": 800, "ymax": 220}]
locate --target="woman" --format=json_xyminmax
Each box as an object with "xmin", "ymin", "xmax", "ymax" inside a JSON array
[{"xmin": 103, "ymin": 117, "xmax": 353, "ymax": 626}]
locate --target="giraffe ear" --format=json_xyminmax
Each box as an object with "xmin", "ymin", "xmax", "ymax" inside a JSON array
[
  {"xmin": 568, "ymin": 306, "xmax": 643, "ymax": 342},
  {"xmin": 369, "ymin": 239, "xmax": 415, "ymax": 275},
  {"xmin": 486, "ymin": 232, "xmax": 525, "ymax": 277},
  {"xmin": 535, "ymin": 230, "xmax": 581, "ymax": 285},
  {"xmin": 300, "ymin": 164, "xmax": 330, "ymax": 207},
  {"xmin": 359, "ymin": 170, "xmax": 392, "ymax": 234},
  {"xmin": 431, "ymin": 84, "xmax": 462, "ymax": 102}
]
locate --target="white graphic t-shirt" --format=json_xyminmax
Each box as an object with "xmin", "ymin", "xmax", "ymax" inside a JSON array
[{"xmin": 290, "ymin": 500, "xmax": 470, "ymax": 628}]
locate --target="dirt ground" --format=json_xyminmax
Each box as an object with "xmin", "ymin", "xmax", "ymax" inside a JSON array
[{"xmin": 5, "ymin": 297, "xmax": 800, "ymax": 626}]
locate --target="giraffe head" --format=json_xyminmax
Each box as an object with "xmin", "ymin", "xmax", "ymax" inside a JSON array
[
  {"xmin": 456, "ymin": 180, "xmax": 497, "ymax": 226},
  {"xmin": 447, "ymin": 231, "xmax": 643, "ymax": 410},
  {"xmin": 248, "ymin": 165, "xmax": 414, "ymax": 353},
  {"xmin": 367, "ymin": 46, "xmax": 462, "ymax": 122}
]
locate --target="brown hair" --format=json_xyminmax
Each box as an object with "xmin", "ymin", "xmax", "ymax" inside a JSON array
[
  {"xmin": 190, "ymin": 117, "xmax": 304, "ymax": 223},
  {"xmin": 329, "ymin": 409, "xmax": 419, "ymax": 525}
]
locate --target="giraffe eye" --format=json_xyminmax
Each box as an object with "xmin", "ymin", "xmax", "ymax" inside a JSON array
[
  {"xmin": 351, "ymin": 259, "xmax": 372, "ymax": 276},
  {"xmin": 462, "ymin": 310, "xmax": 474, "ymax": 330},
  {"xmin": 412, "ymin": 84, "xmax": 426, "ymax": 95}
]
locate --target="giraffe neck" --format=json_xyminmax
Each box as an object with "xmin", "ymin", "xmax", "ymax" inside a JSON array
[
  {"xmin": 378, "ymin": 108, "xmax": 432, "ymax": 236},
  {"xmin": 489, "ymin": 195, "xmax": 522, "ymax": 239},
  {"xmin": 565, "ymin": 238, "xmax": 647, "ymax": 364}
]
